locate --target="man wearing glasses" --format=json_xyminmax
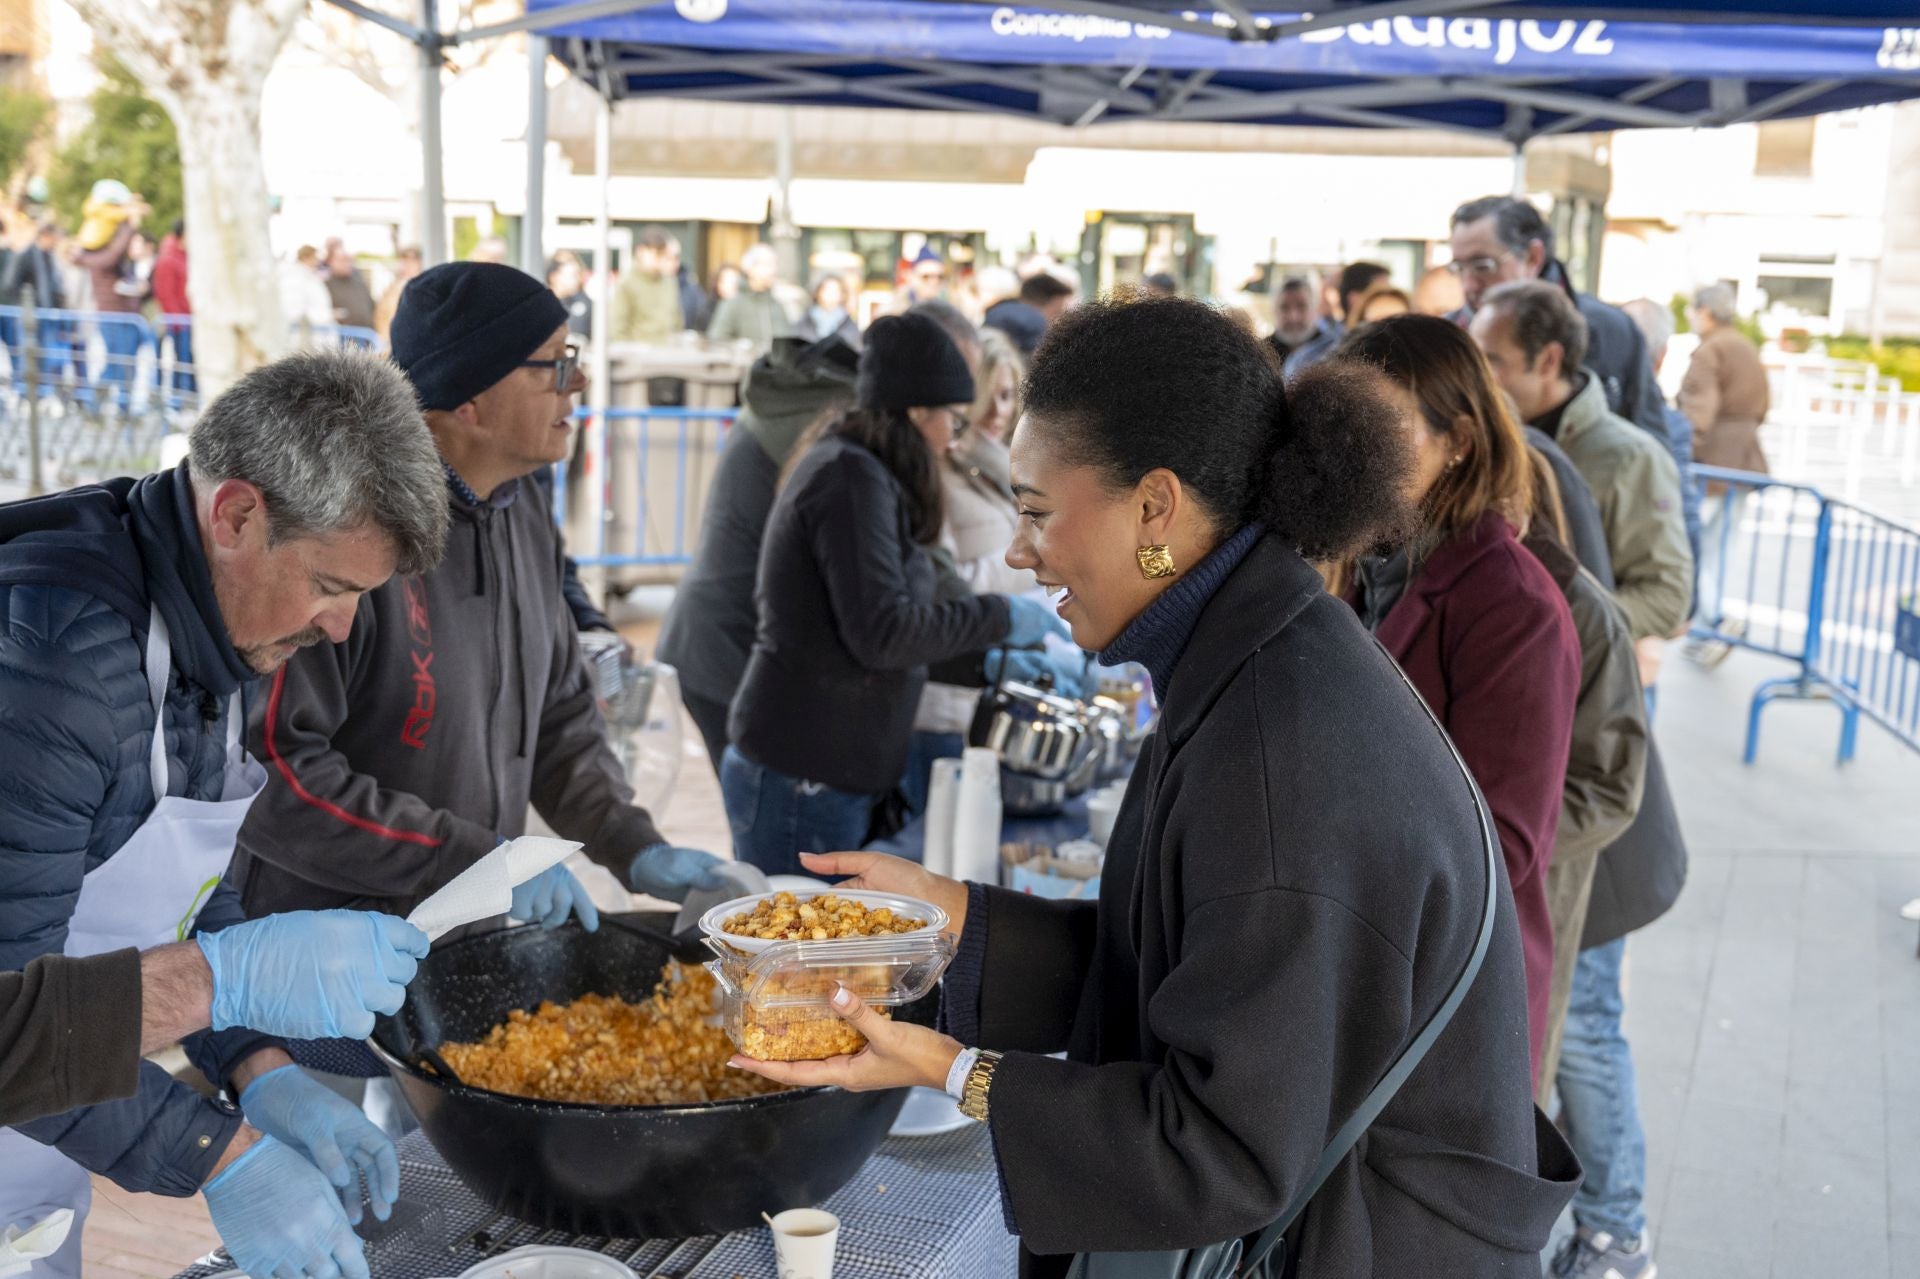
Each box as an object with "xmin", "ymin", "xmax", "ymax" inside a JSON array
[
  {"xmin": 1447, "ymin": 195, "xmax": 1668, "ymax": 442},
  {"xmin": 234, "ymin": 262, "xmax": 726, "ymax": 948}
]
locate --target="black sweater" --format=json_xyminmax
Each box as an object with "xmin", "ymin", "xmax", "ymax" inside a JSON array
[
  {"xmin": 944, "ymin": 533, "xmax": 1579, "ymax": 1275},
  {"xmin": 729, "ymin": 435, "xmax": 1010, "ymax": 795}
]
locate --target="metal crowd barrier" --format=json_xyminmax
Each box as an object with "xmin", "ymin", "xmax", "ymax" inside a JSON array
[
  {"xmin": 551, "ymin": 406, "xmax": 735, "ymax": 571},
  {"xmin": 1689, "ymin": 464, "xmax": 1920, "ymax": 762}
]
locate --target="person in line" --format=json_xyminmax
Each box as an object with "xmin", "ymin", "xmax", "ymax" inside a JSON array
[
  {"xmin": 610, "ymin": 227, "xmax": 686, "ymax": 344},
  {"xmin": 235, "ymin": 263, "xmax": 725, "ymax": 938},
  {"xmin": 3, "ymin": 220, "xmax": 71, "ymax": 384},
  {"xmin": 1329, "ymin": 315, "xmax": 1580, "ymax": 1081},
  {"xmin": 0, "ymin": 349, "xmax": 451, "ymax": 1279},
  {"xmin": 1472, "ymin": 281, "xmax": 1691, "ymax": 1279},
  {"xmin": 1281, "ymin": 260, "xmax": 1389, "ymax": 378},
  {"xmin": 668, "ymin": 235, "xmax": 708, "ymax": 335},
  {"xmin": 467, "ymin": 235, "xmax": 508, "ymax": 265},
  {"xmin": 905, "ymin": 327, "xmax": 1067, "ymax": 812},
  {"xmin": 797, "ymin": 273, "xmax": 858, "ymax": 344},
  {"xmin": 1142, "ymin": 272, "xmax": 1179, "ymax": 298},
  {"xmin": 707, "ymin": 244, "xmax": 791, "ymax": 354},
  {"xmin": 905, "ymin": 246, "xmax": 947, "ymax": 304},
  {"xmin": 1263, "ymin": 272, "xmax": 1328, "ymax": 367},
  {"xmin": 1515, "ymin": 449, "xmax": 1649, "ymax": 1106},
  {"xmin": 1413, "ymin": 263, "xmax": 1466, "ymax": 317},
  {"xmin": 1618, "ymin": 297, "xmax": 1703, "ymax": 579},
  {"xmin": 702, "ymin": 263, "xmax": 742, "ymax": 332},
  {"xmin": 723, "ymin": 312, "xmax": 1066, "ymax": 874},
  {"xmin": 1351, "ymin": 285, "xmax": 1412, "ymax": 324},
  {"xmin": 1447, "ymin": 195, "xmax": 1667, "ymax": 441},
  {"xmin": 734, "ymin": 296, "xmax": 1578, "ymax": 1275},
  {"xmin": 1471, "ymin": 282, "xmax": 1693, "ymax": 645},
  {"xmin": 1, "ymin": 911, "xmax": 429, "ymax": 1129},
  {"xmin": 655, "ymin": 331, "xmax": 862, "ymax": 776},
  {"xmin": 150, "ymin": 220, "xmax": 193, "ymax": 395},
  {"xmin": 374, "ymin": 245, "xmax": 424, "ymax": 345},
  {"xmin": 982, "ymin": 269, "xmax": 1050, "ymax": 357}
]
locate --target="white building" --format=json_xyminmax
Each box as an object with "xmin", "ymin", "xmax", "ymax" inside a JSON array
[{"xmin": 1602, "ymin": 103, "xmax": 1920, "ymax": 339}]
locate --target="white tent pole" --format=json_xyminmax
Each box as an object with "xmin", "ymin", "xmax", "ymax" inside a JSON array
[
  {"xmin": 1510, "ymin": 142, "xmax": 1527, "ymax": 197},
  {"xmin": 420, "ymin": 0, "xmax": 447, "ymax": 265},
  {"xmin": 585, "ymin": 85, "xmax": 613, "ymax": 598},
  {"xmin": 524, "ymin": 35, "xmax": 549, "ymax": 277}
]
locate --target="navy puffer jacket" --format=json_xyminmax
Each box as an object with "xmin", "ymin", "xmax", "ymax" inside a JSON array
[{"xmin": 0, "ymin": 466, "xmax": 279, "ymax": 1195}]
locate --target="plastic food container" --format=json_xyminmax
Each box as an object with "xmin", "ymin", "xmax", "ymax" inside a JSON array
[
  {"xmin": 457, "ymin": 1246, "xmax": 638, "ymax": 1278},
  {"xmin": 699, "ymin": 892, "xmax": 955, "ymax": 1061}
]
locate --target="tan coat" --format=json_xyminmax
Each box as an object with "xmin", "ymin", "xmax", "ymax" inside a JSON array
[
  {"xmin": 1681, "ymin": 324, "xmax": 1770, "ymax": 474},
  {"xmin": 915, "ymin": 434, "xmax": 1036, "ymax": 734}
]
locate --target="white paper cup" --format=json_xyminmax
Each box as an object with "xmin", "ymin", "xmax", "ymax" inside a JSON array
[{"xmin": 769, "ymin": 1207, "xmax": 840, "ymax": 1279}]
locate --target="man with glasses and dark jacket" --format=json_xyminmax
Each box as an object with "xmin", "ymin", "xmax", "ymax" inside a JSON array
[{"xmin": 234, "ymin": 263, "xmax": 726, "ymax": 942}]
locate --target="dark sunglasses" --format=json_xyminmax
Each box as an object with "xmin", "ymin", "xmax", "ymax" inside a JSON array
[{"xmin": 520, "ymin": 343, "xmax": 581, "ymax": 393}]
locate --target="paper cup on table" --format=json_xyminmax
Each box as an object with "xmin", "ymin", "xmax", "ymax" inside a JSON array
[{"xmin": 769, "ymin": 1207, "xmax": 840, "ymax": 1279}]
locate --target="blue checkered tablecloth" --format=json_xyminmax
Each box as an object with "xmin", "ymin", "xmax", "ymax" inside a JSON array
[{"xmin": 172, "ymin": 1122, "xmax": 1016, "ymax": 1278}]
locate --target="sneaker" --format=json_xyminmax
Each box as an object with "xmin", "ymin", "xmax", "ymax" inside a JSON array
[{"xmin": 1547, "ymin": 1226, "xmax": 1656, "ymax": 1279}]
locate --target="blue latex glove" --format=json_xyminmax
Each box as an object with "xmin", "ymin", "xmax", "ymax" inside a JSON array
[
  {"xmin": 239, "ymin": 1065, "xmax": 400, "ymax": 1226},
  {"xmin": 199, "ymin": 910, "xmax": 430, "ymax": 1040},
  {"xmin": 988, "ymin": 646, "xmax": 1097, "ymax": 699},
  {"xmin": 202, "ymin": 1135, "xmax": 370, "ymax": 1279},
  {"xmin": 509, "ymin": 863, "xmax": 599, "ymax": 931},
  {"xmin": 628, "ymin": 844, "xmax": 727, "ymax": 903},
  {"xmin": 1002, "ymin": 595, "xmax": 1071, "ymax": 649}
]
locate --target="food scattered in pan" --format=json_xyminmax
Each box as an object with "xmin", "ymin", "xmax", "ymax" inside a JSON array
[
  {"xmin": 721, "ymin": 892, "xmax": 927, "ymax": 942},
  {"xmin": 437, "ymin": 963, "xmax": 788, "ymax": 1106}
]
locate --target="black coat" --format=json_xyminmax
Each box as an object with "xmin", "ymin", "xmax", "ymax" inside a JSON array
[
  {"xmin": 728, "ymin": 434, "xmax": 1009, "ymax": 794},
  {"xmin": 947, "ymin": 534, "xmax": 1578, "ymax": 1275}
]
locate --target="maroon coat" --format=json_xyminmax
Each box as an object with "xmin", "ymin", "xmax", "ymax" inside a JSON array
[{"xmin": 1364, "ymin": 510, "xmax": 1579, "ymax": 1083}]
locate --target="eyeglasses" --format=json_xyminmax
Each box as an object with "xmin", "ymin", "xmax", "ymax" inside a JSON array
[
  {"xmin": 520, "ymin": 343, "xmax": 581, "ymax": 393},
  {"xmin": 1446, "ymin": 252, "xmax": 1514, "ymax": 281}
]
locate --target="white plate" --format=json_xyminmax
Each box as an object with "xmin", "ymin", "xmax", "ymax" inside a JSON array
[
  {"xmin": 889, "ymin": 1086, "xmax": 972, "ymax": 1138},
  {"xmin": 458, "ymin": 1245, "xmax": 638, "ymax": 1278},
  {"xmin": 699, "ymin": 889, "xmax": 947, "ymax": 955}
]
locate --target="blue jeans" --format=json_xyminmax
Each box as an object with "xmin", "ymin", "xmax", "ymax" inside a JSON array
[
  {"xmin": 167, "ymin": 324, "xmax": 196, "ymax": 395},
  {"xmin": 1696, "ymin": 490, "xmax": 1748, "ymax": 629},
  {"xmin": 98, "ymin": 318, "xmax": 143, "ymax": 406},
  {"xmin": 720, "ymin": 746, "xmax": 875, "ymax": 878},
  {"xmin": 901, "ymin": 730, "xmax": 965, "ymax": 817},
  {"xmin": 1556, "ymin": 937, "xmax": 1648, "ymax": 1242}
]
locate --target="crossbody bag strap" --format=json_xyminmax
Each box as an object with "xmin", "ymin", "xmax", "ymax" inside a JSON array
[{"xmin": 1238, "ymin": 659, "xmax": 1502, "ymax": 1276}]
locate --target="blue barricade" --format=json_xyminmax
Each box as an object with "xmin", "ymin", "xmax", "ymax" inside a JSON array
[
  {"xmin": 552, "ymin": 406, "xmax": 736, "ymax": 570},
  {"xmin": 1689, "ymin": 464, "xmax": 1920, "ymax": 761}
]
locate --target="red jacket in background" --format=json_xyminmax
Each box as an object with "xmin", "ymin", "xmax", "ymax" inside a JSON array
[
  {"xmin": 1365, "ymin": 509, "xmax": 1580, "ymax": 1084},
  {"xmin": 152, "ymin": 235, "xmax": 189, "ymax": 317}
]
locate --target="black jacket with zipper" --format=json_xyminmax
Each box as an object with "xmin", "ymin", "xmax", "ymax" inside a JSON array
[
  {"xmin": 232, "ymin": 474, "xmax": 663, "ymax": 918},
  {"xmin": 729, "ymin": 434, "xmax": 1011, "ymax": 795},
  {"xmin": 944, "ymin": 533, "xmax": 1579, "ymax": 1275}
]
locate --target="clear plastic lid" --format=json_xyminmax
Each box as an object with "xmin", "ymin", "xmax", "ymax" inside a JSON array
[
  {"xmin": 703, "ymin": 928, "xmax": 956, "ymax": 1011},
  {"xmin": 697, "ymin": 889, "xmax": 949, "ymax": 956}
]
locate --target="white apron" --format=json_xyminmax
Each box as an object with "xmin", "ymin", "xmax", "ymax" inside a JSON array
[{"xmin": 0, "ymin": 605, "xmax": 267, "ymax": 1276}]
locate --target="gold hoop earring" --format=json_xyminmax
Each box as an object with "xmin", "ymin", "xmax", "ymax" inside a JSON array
[{"xmin": 1136, "ymin": 544, "xmax": 1177, "ymax": 580}]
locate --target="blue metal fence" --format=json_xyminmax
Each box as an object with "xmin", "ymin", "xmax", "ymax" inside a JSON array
[
  {"xmin": 552, "ymin": 406, "xmax": 735, "ymax": 570},
  {"xmin": 1689, "ymin": 464, "xmax": 1920, "ymax": 761}
]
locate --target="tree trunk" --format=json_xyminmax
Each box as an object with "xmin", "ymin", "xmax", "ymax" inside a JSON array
[
  {"xmin": 67, "ymin": 0, "xmax": 307, "ymax": 394},
  {"xmin": 173, "ymin": 88, "xmax": 287, "ymax": 395}
]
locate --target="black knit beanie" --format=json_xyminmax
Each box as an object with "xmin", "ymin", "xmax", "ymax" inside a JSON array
[
  {"xmin": 390, "ymin": 262, "xmax": 570, "ymax": 410},
  {"xmin": 856, "ymin": 312, "xmax": 975, "ymax": 411}
]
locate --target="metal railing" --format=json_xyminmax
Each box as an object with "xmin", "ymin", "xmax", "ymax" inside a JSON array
[
  {"xmin": 1689, "ymin": 464, "xmax": 1920, "ymax": 762},
  {"xmin": 551, "ymin": 406, "xmax": 735, "ymax": 571},
  {"xmin": 0, "ymin": 304, "xmax": 386, "ymax": 494}
]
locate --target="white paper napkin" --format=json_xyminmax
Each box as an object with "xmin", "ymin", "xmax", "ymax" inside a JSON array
[
  {"xmin": 0, "ymin": 1209, "xmax": 72, "ymax": 1278},
  {"xmin": 406, "ymin": 835, "xmax": 583, "ymax": 941}
]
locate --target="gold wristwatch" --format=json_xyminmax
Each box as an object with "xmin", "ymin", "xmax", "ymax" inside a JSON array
[{"xmin": 958, "ymin": 1049, "xmax": 1003, "ymax": 1122}]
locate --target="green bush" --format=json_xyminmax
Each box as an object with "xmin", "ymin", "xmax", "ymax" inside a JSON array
[
  {"xmin": 47, "ymin": 55, "xmax": 182, "ymax": 236},
  {"xmin": 0, "ymin": 88, "xmax": 51, "ymax": 187},
  {"xmin": 1827, "ymin": 337, "xmax": 1920, "ymax": 393}
]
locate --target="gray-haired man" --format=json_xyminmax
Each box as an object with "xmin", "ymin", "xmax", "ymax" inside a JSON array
[{"xmin": 0, "ymin": 347, "xmax": 450, "ymax": 1279}]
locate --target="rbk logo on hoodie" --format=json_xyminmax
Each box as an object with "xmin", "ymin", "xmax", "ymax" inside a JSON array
[{"xmin": 401, "ymin": 576, "xmax": 436, "ymax": 749}]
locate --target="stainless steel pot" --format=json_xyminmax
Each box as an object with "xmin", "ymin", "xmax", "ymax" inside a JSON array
[{"xmin": 969, "ymin": 678, "xmax": 1097, "ymax": 815}]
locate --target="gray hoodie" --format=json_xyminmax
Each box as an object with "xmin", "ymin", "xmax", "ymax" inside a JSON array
[{"xmin": 233, "ymin": 475, "xmax": 663, "ymax": 918}]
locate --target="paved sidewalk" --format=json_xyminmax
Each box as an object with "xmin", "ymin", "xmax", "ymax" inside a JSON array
[{"xmin": 1613, "ymin": 646, "xmax": 1920, "ymax": 1279}]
